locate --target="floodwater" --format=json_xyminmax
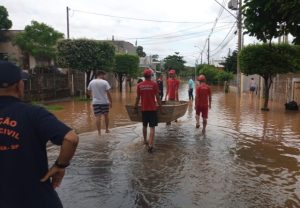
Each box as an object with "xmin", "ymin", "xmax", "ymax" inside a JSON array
[{"xmin": 48, "ymin": 83, "xmax": 300, "ymax": 208}]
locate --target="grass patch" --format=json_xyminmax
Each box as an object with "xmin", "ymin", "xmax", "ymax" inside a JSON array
[
  {"xmin": 32, "ymin": 102, "xmax": 64, "ymax": 111},
  {"xmin": 74, "ymin": 96, "xmax": 91, "ymax": 101}
]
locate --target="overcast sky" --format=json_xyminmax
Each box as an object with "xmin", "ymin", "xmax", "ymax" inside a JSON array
[{"xmin": 2, "ymin": 0, "xmax": 258, "ymax": 66}]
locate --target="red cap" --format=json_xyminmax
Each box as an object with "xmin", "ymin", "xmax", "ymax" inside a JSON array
[
  {"xmin": 169, "ymin": 69, "xmax": 176, "ymax": 75},
  {"xmin": 198, "ymin": 75, "xmax": 206, "ymax": 81},
  {"xmin": 144, "ymin": 69, "xmax": 152, "ymax": 76}
]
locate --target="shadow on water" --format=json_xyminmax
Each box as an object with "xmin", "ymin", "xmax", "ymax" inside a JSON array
[{"xmin": 50, "ymin": 83, "xmax": 300, "ymax": 208}]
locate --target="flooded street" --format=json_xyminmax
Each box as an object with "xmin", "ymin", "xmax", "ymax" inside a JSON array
[{"xmin": 50, "ymin": 83, "xmax": 300, "ymax": 208}]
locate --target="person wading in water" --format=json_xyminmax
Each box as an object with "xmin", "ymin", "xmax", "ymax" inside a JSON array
[
  {"xmin": 164, "ymin": 69, "xmax": 180, "ymax": 124},
  {"xmin": 135, "ymin": 69, "xmax": 162, "ymax": 153},
  {"xmin": 195, "ymin": 74, "xmax": 212, "ymax": 135}
]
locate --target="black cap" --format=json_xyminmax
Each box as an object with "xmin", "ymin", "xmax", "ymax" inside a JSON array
[{"xmin": 0, "ymin": 61, "xmax": 29, "ymax": 88}]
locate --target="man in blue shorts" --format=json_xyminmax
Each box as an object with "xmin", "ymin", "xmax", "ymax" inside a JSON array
[
  {"xmin": 0, "ymin": 61, "xmax": 79, "ymax": 208},
  {"xmin": 87, "ymin": 70, "xmax": 112, "ymax": 135}
]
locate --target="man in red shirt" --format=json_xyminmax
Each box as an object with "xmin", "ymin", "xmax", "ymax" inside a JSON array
[
  {"xmin": 164, "ymin": 69, "xmax": 180, "ymax": 124},
  {"xmin": 135, "ymin": 69, "xmax": 162, "ymax": 153},
  {"xmin": 165, "ymin": 69, "xmax": 180, "ymax": 101},
  {"xmin": 195, "ymin": 75, "xmax": 212, "ymax": 134}
]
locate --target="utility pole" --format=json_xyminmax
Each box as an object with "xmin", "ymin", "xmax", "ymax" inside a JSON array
[
  {"xmin": 216, "ymin": 0, "xmax": 242, "ymax": 95},
  {"xmin": 207, "ymin": 37, "xmax": 210, "ymax": 65},
  {"xmin": 66, "ymin": 6, "xmax": 70, "ymax": 39},
  {"xmin": 236, "ymin": 0, "xmax": 242, "ymax": 95},
  {"xmin": 200, "ymin": 51, "xmax": 203, "ymax": 64}
]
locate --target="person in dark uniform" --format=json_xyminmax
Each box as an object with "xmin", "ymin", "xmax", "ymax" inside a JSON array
[
  {"xmin": 156, "ymin": 74, "xmax": 164, "ymax": 100},
  {"xmin": 0, "ymin": 61, "xmax": 79, "ymax": 208}
]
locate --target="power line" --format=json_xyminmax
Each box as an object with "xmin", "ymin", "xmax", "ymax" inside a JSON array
[
  {"xmin": 210, "ymin": 21, "xmax": 237, "ymax": 53},
  {"xmin": 139, "ymin": 25, "xmax": 233, "ymax": 45},
  {"xmin": 199, "ymin": 0, "xmax": 229, "ymax": 60},
  {"xmin": 199, "ymin": 0, "xmax": 226, "ymax": 56},
  {"xmin": 72, "ymin": 9, "xmax": 230, "ymax": 24},
  {"xmin": 210, "ymin": 33, "xmax": 236, "ymax": 57},
  {"xmin": 119, "ymin": 22, "xmax": 232, "ymax": 40},
  {"xmin": 138, "ymin": 24, "xmax": 233, "ymax": 42}
]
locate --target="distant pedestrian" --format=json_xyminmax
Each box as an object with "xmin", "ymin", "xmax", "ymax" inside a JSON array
[
  {"xmin": 249, "ymin": 77, "xmax": 257, "ymax": 95},
  {"xmin": 135, "ymin": 69, "xmax": 162, "ymax": 153},
  {"xmin": 165, "ymin": 69, "xmax": 180, "ymax": 124},
  {"xmin": 165, "ymin": 69, "xmax": 180, "ymax": 102},
  {"xmin": 188, "ymin": 77, "xmax": 194, "ymax": 100},
  {"xmin": 0, "ymin": 61, "xmax": 79, "ymax": 208},
  {"xmin": 195, "ymin": 74, "xmax": 212, "ymax": 135},
  {"xmin": 156, "ymin": 74, "xmax": 164, "ymax": 100},
  {"xmin": 87, "ymin": 70, "xmax": 112, "ymax": 135}
]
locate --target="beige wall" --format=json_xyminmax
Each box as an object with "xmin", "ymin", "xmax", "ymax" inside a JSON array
[{"xmin": 0, "ymin": 30, "xmax": 23, "ymax": 65}]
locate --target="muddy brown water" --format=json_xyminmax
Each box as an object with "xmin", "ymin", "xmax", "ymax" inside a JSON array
[{"xmin": 48, "ymin": 83, "xmax": 300, "ymax": 208}]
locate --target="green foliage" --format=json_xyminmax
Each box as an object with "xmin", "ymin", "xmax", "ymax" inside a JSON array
[
  {"xmin": 0, "ymin": 5, "xmax": 12, "ymax": 41},
  {"xmin": 179, "ymin": 66, "xmax": 195, "ymax": 78},
  {"xmin": 14, "ymin": 21, "xmax": 63, "ymax": 60},
  {"xmin": 197, "ymin": 64, "xmax": 219, "ymax": 84},
  {"xmin": 136, "ymin": 46, "xmax": 146, "ymax": 57},
  {"xmin": 114, "ymin": 54, "xmax": 139, "ymax": 76},
  {"xmin": 220, "ymin": 50, "xmax": 237, "ymax": 73},
  {"xmin": 163, "ymin": 52, "xmax": 186, "ymax": 74},
  {"xmin": 239, "ymin": 43, "xmax": 300, "ymax": 110},
  {"xmin": 32, "ymin": 102, "xmax": 64, "ymax": 111},
  {"xmin": 114, "ymin": 54, "xmax": 139, "ymax": 92},
  {"xmin": 0, "ymin": 5, "xmax": 12, "ymax": 30},
  {"xmin": 216, "ymin": 70, "xmax": 234, "ymax": 82},
  {"xmin": 279, "ymin": 1, "xmax": 300, "ymax": 44},
  {"xmin": 239, "ymin": 44, "xmax": 300, "ymax": 77},
  {"xmin": 243, "ymin": 0, "xmax": 300, "ymax": 44},
  {"xmin": 196, "ymin": 64, "xmax": 234, "ymax": 84},
  {"xmin": 57, "ymin": 39, "xmax": 115, "ymax": 85}
]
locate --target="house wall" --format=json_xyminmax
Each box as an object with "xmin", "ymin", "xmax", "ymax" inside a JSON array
[
  {"xmin": 267, "ymin": 72, "xmax": 300, "ymax": 103},
  {"xmin": 0, "ymin": 30, "xmax": 24, "ymax": 65}
]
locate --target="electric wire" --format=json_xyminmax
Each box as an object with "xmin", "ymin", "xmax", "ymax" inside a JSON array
[{"xmin": 71, "ymin": 9, "xmax": 228, "ymax": 24}]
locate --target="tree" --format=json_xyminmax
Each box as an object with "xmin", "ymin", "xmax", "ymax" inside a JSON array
[
  {"xmin": 14, "ymin": 21, "xmax": 63, "ymax": 64},
  {"xmin": 0, "ymin": 5, "xmax": 12, "ymax": 41},
  {"xmin": 57, "ymin": 39, "xmax": 115, "ymax": 87},
  {"xmin": 239, "ymin": 44, "xmax": 300, "ymax": 110},
  {"xmin": 163, "ymin": 52, "xmax": 186, "ymax": 74},
  {"xmin": 179, "ymin": 66, "xmax": 195, "ymax": 78},
  {"xmin": 279, "ymin": 1, "xmax": 300, "ymax": 44},
  {"xmin": 136, "ymin": 46, "xmax": 146, "ymax": 57},
  {"xmin": 216, "ymin": 70, "xmax": 234, "ymax": 82},
  {"xmin": 151, "ymin": 54, "xmax": 159, "ymax": 62},
  {"xmin": 114, "ymin": 54, "xmax": 139, "ymax": 92},
  {"xmin": 197, "ymin": 64, "xmax": 220, "ymax": 84},
  {"xmin": 243, "ymin": 0, "xmax": 300, "ymax": 44},
  {"xmin": 220, "ymin": 50, "xmax": 237, "ymax": 73},
  {"xmin": 0, "ymin": 5, "xmax": 12, "ymax": 30}
]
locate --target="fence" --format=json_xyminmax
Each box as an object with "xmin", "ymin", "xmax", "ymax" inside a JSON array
[{"xmin": 24, "ymin": 67, "xmax": 71, "ymax": 101}]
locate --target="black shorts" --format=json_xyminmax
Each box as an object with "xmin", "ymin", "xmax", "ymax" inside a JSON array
[
  {"xmin": 93, "ymin": 104, "xmax": 109, "ymax": 116},
  {"xmin": 142, "ymin": 111, "xmax": 158, "ymax": 127}
]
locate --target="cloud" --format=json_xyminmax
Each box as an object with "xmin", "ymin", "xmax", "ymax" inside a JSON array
[{"xmin": 2, "ymin": 0, "xmax": 255, "ymax": 65}]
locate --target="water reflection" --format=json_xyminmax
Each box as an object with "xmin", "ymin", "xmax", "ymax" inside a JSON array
[
  {"xmin": 51, "ymin": 89, "xmax": 137, "ymax": 133},
  {"xmin": 49, "ymin": 83, "xmax": 300, "ymax": 208}
]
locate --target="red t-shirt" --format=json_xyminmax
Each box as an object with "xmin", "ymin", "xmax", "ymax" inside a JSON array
[
  {"xmin": 196, "ymin": 83, "xmax": 211, "ymax": 107},
  {"xmin": 137, "ymin": 80, "xmax": 158, "ymax": 111},
  {"xmin": 167, "ymin": 78, "xmax": 180, "ymax": 100}
]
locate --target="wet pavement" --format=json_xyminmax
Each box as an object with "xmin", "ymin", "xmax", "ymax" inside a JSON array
[{"xmin": 49, "ymin": 83, "xmax": 300, "ymax": 208}]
